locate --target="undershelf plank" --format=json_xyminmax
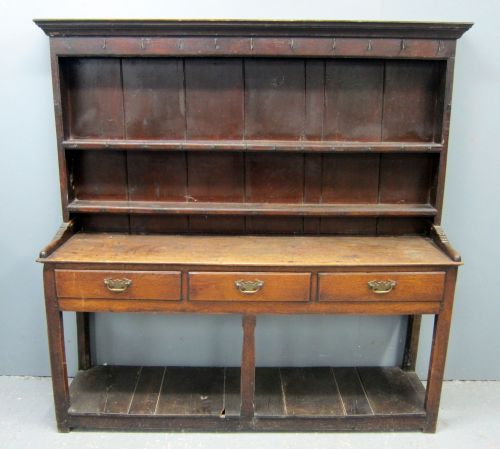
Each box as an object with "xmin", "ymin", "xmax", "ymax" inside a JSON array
[
  {"xmin": 280, "ymin": 367, "xmax": 344, "ymax": 416},
  {"xmin": 357, "ymin": 367, "xmax": 425, "ymax": 414},
  {"xmin": 223, "ymin": 368, "xmax": 241, "ymax": 418},
  {"xmin": 129, "ymin": 367, "xmax": 165, "ymax": 415},
  {"xmin": 103, "ymin": 366, "xmax": 142, "ymax": 414},
  {"xmin": 69, "ymin": 365, "xmax": 110, "ymax": 414},
  {"xmin": 156, "ymin": 367, "xmax": 225, "ymax": 416},
  {"xmin": 333, "ymin": 367, "xmax": 373, "ymax": 415},
  {"xmin": 255, "ymin": 368, "xmax": 285, "ymax": 417}
]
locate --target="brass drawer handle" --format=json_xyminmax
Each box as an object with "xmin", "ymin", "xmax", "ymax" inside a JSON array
[
  {"xmin": 368, "ymin": 280, "xmax": 396, "ymax": 294},
  {"xmin": 104, "ymin": 278, "xmax": 132, "ymax": 293},
  {"xmin": 235, "ymin": 279, "xmax": 264, "ymax": 294}
]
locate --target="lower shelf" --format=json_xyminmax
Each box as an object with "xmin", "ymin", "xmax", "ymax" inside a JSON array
[{"xmin": 67, "ymin": 365, "xmax": 426, "ymax": 431}]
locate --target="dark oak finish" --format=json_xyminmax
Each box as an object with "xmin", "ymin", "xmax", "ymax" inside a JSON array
[
  {"xmin": 36, "ymin": 19, "xmax": 469, "ymax": 433},
  {"xmin": 76, "ymin": 312, "xmax": 91, "ymax": 370},
  {"xmin": 240, "ymin": 315, "xmax": 256, "ymax": 418},
  {"xmin": 67, "ymin": 365, "xmax": 425, "ymax": 430}
]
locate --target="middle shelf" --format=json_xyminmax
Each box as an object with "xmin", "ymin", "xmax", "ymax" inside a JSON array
[
  {"xmin": 63, "ymin": 139, "xmax": 443, "ymax": 153},
  {"xmin": 68, "ymin": 200, "xmax": 438, "ymax": 217}
]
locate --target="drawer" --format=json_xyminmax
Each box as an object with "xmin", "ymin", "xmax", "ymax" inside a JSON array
[
  {"xmin": 55, "ymin": 270, "xmax": 181, "ymax": 301},
  {"xmin": 318, "ymin": 272, "xmax": 445, "ymax": 302},
  {"xmin": 189, "ymin": 272, "xmax": 311, "ymax": 302}
]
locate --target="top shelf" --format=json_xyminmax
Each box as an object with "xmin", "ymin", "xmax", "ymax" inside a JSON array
[{"xmin": 62, "ymin": 139, "xmax": 443, "ymax": 153}]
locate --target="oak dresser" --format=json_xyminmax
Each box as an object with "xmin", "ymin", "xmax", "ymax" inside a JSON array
[{"xmin": 35, "ymin": 19, "xmax": 471, "ymax": 432}]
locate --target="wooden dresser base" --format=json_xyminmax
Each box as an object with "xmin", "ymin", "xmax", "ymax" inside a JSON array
[{"xmin": 40, "ymin": 233, "xmax": 459, "ymax": 433}]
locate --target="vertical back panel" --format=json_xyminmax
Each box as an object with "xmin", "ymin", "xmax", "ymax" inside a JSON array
[
  {"xmin": 245, "ymin": 153, "xmax": 304, "ymax": 203},
  {"xmin": 189, "ymin": 216, "xmax": 246, "ymax": 234},
  {"xmin": 382, "ymin": 60, "xmax": 443, "ymax": 142},
  {"xmin": 130, "ymin": 216, "xmax": 189, "ymax": 234},
  {"xmin": 122, "ymin": 59, "xmax": 185, "ymax": 139},
  {"xmin": 187, "ymin": 153, "xmax": 245, "ymax": 202},
  {"xmin": 324, "ymin": 60, "xmax": 384, "ymax": 141},
  {"xmin": 377, "ymin": 218, "xmax": 428, "ymax": 235},
  {"xmin": 378, "ymin": 154, "xmax": 434, "ymax": 204},
  {"xmin": 70, "ymin": 151, "xmax": 128, "ymax": 200},
  {"xmin": 78, "ymin": 214, "xmax": 130, "ymax": 233},
  {"xmin": 127, "ymin": 152, "xmax": 187, "ymax": 201},
  {"xmin": 63, "ymin": 58, "xmax": 124, "ymax": 139},
  {"xmin": 245, "ymin": 217, "xmax": 304, "ymax": 234},
  {"xmin": 320, "ymin": 218, "xmax": 377, "ymax": 235},
  {"xmin": 321, "ymin": 154, "xmax": 380, "ymax": 203},
  {"xmin": 185, "ymin": 59, "xmax": 244, "ymax": 139},
  {"xmin": 245, "ymin": 59, "xmax": 305, "ymax": 139},
  {"xmin": 304, "ymin": 60, "xmax": 325, "ymax": 140}
]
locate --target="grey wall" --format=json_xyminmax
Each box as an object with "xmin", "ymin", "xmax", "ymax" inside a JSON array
[{"xmin": 0, "ymin": 0, "xmax": 498, "ymax": 380}]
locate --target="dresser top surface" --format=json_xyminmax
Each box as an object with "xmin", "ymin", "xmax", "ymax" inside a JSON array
[{"xmin": 42, "ymin": 233, "xmax": 457, "ymax": 267}]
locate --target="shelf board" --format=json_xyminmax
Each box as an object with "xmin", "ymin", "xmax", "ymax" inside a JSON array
[
  {"xmin": 68, "ymin": 365, "xmax": 425, "ymax": 419},
  {"xmin": 68, "ymin": 200, "xmax": 438, "ymax": 217},
  {"xmin": 63, "ymin": 139, "xmax": 443, "ymax": 153}
]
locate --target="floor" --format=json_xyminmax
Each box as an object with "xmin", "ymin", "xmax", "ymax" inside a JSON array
[{"xmin": 0, "ymin": 376, "xmax": 498, "ymax": 449}]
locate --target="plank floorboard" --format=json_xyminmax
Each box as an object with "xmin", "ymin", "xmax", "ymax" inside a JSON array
[
  {"xmin": 223, "ymin": 368, "xmax": 241, "ymax": 418},
  {"xmin": 333, "ymin": 367, "xmax": 373, "ymax": 415},
  {"xmin": 281, "ymin": 367, "xmax": 344, "ymax": 417},
  {"xmin": 156, "ymin": 367, "xmax": 224, "ymax": 416},
  {"xmin": 69, "ymin": 365, "xmax": 110, "ymax": 414},
  {"xmin": 255, "ymin": 368, "xmax": 285, "ymax": 417},
  {"xmin": 103, "ymin": 366, "xmax": 141, "ymax": 414},
  {"xmin": 129, "ymin": 367, "xmax": 165, "ymax": 415},
  {"xmin": 357, "ymin": 367, "xmax": 425, "ymax": 414}
]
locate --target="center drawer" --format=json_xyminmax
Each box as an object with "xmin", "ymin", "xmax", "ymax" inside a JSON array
[
  {"xmin": 189, "ymin": 272, "xmax": 311, "ymax": 302},
  {"xmin": 55, "ymin": 270, "xmax": 182, "ymax": 301}
]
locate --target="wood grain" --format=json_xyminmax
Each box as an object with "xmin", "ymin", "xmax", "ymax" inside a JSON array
[
  {"xmin": 244, "ymin": 59, "xmax": 305, "ymax": 139},
  {"xmin": 358, "ymin": 367, "xmax": 425, "ymax": 414},
  {"xmin": 156, "ymin": 367, "xmax": 225, "ymax": 416},
  {"xmin": 189, "ymin": 272, "xmax": 311, "ymax": 302},
  {"xmin": 185, "ymin": 59, "xmax": 244, "ymax": 139},
  {"xmin": 324, "ymin": 60, "xmax": 384, "ymax": 141},
  {"xmin": 45, "ymin": 234, "xmax": 457, "ymax": 266},
  {"xmin": 62, "ymin": 58, "xmax": 124, "ymax": 139},
  {"xmin": 55, "ymin": 269, "xmax": 181, "ymax": 300},
  {"xmin": 281, "ymin": 367, "xmax": 344, "ymax": 416},
  {"xmin": 318, "ymin": 272, "xmax": 445, "ymax": 302},
  {"xmin": 122, "ymin": 59, "xmax": 185, "ymax": 139},
  {"xmin": 333, "ymin": 367, "xmax": 373, "ymax": 415}
]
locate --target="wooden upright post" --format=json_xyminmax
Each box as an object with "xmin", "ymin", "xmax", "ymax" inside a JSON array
[
  {"xmin": 43, "ymin": 266, "xmax": 70, "ymax": 432},
  {"xmin": 240, "ymin": 315, "xmax": 256, "ymax": 419},
  {"xmin": 424, "ymin": 268, "xmax": 457, "ymax": 432},
  {"xmin": 76, "ymin": 312, "xmax": 92, "ymax": 370}
]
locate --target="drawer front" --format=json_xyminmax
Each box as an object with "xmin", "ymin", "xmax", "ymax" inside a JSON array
[
  {"xmin": 318, "ymin": 272, "xmax": 445, "ymax": 302},
  {"xmin": 189, "ymin": 272, "xmax": 311, "ymax": 302},
  {"xmin": 55, "ymin": 270, "xmax": 181, "ymax": 301}
]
